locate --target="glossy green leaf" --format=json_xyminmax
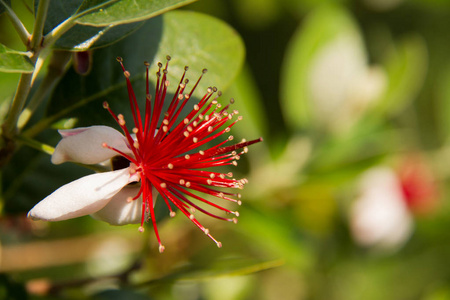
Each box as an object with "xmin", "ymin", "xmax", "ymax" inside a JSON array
[
  {"xmin": 53, "ymin": 22, "xmax": 144, "ymax": 51},
  {"xmin": 0, "ymin": 44, "xmax": 34, "ymax": 73},
  {"xmin": 40, "ymin": 11, "xmax": 244, "ymax": 131},
  {"xmin": 76, "ymin": 0, "xmax": 198, "ymax": 26},
  {"xmin": 41, "ymin": 0, "xmax": 145, "ymax": 51},
  {"xmin": 280, "ymin": 4, "xmax": 363, "ymax": 130},
  {"xmin": 0, "ymin": 0, "xmax": 11, "ymax": 15},
  {"xmin": 40, "ymin": 0, "xmax": 81, "ymax": 35},
  {"xmin": 75, "ymin": 0, "xmax": 117, "ymax": 15}
]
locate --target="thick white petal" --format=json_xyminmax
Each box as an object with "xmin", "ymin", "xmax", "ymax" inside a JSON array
[
  {"xmin": 28, "ymin": 168, "xmax": 135, "ymax": 221},
  {"xmin": 91, "ymin": 186, "xmax": 142, "ymax": 225},
  {"xmin": 52, "ymin": 125, "xmax": 132, "ymax": 165},
  {"xmin": 92, "ymin": 186, "xmax": 159, "ymax": 225}
]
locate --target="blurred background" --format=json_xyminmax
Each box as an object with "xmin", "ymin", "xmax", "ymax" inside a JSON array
[{"xmin": 2, "ymin": 0, "xmax": 450, "ymax": 299}]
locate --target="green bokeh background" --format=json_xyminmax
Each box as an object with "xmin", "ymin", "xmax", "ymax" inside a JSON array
[{"xmin": 2, "ymin": 0, "xmax": 450, "ymax": 299}]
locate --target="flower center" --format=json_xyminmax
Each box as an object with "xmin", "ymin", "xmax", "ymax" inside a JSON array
[{"xmin": 111, "ymin": 155, "xmax": 131, "ymax": 171}]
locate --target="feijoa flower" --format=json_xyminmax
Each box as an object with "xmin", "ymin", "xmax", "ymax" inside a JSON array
[{"xmin": 28, "ymin": 56, "xmax": 262, "ymax": 252}]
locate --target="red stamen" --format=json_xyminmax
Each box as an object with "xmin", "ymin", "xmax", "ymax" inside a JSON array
[{"xmin": 105, "ymin": 58, "xmax": 262, "ymax": 250}]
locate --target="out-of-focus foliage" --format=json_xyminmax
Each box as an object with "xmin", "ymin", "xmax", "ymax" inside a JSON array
[{"xmin": 2, "ymin": 0, "xmax": 450, "ymax": 299}]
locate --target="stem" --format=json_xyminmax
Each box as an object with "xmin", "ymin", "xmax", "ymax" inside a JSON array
[
  {"xmin": 1, "ymin": 0, "xmax": 31, "ymax": 46},
  {"xmin": 30, "ymin": 0, "xmax": 50, "ymax": 52},
  {"xmin": 15, "ymin": 134, "xmax": 54, "ymax": 156},
  {"xmin": 18, "ymin": 51, "xmax": 72, "ymax": 130},
  {"xmin": 31, "ymin": 46, "xmax": 51, "ymax": 84},
  {"xmin": 1, "ymin": 0, "xmax": 51, "ymax": 160},
  {"xmin": 2, "ymin": 73, "xmax": 33, "ymax": 136},
  {"xmin": 1, "ymin": 0, "xmax": 50, "ymax": 140}
]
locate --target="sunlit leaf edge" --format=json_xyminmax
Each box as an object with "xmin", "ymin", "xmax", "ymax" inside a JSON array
[{"xmin": 75, "ymin": 0, "xmax": 198, "ymax": 26}]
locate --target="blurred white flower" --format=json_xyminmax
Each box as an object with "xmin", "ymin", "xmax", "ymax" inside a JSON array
[
  {"xmin": 309, "ymin": 34, "xmax": 386, "ymax": 132},
  {"xmin": 350, "ymin": 167, "xmax": 413, "ymax": 249}
]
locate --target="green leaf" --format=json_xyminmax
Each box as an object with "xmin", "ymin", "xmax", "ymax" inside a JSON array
[
  {"xmin": 40, "ymin": 0, "xmax": 81, "ymax": 35},
  {"xmin": 0, "ymin": 0, "xmax": 11, "ymax": 15},
  {"xmin": 141, "ymin": 257, "xmax": 283, "ymax": 284},
  {"xmin": 54, "ymin": 22, "xmax": 144, "ymax": 51},
  {"xmin": 41, "ymin": 0, "xmax": 144, "ymax": 51},
  {"xmin": 42, "ymin": 11, "xmax": 244, "ymax": 130},
  {"xmin": 76, "ymin": 0, "xmax": 117, "ymax": 15},
  {"xmin": 181, "ymin": 258, "xmax": 283, "ymax": 280},
  {"xmin": 0, "ymin": 44, "xmax": 34, "ymax": 73},
  {"xmin": 76, "ymin": 0, "xmax": 198, "ymax": 26}
]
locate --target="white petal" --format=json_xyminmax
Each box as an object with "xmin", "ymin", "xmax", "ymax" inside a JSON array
[
  {"xmin": 92, "ymin": 186, "xmax": 159, "ymax": 225},
  {"xmin": 28, "ymin": 168, "xmax": 135, "ymax": 221},
  {"xmin": 91, "ymin": 186, "xmax": 141, "ymax": 225},
  {"xmin": 52, "ymin": 125, "xmax": 132, "ymax": 165}
]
